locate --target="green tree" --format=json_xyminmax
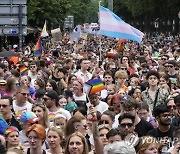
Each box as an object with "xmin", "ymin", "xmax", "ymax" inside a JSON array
[{"xmin": 27, "ymin": 0, "xmax": 69, "ymax": 27}]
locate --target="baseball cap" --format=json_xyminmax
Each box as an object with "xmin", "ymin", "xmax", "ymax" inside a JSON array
[
  {"xmin": 45, "ymin": 90, "xmax": 59, "ymax": 100},
  {"xmin": 35, "ymin": 89, "xmax": 45, "ymax": 98},
  {"xmin": 20, "ymin": 111, "xmax": 40, "ymax": 123}
]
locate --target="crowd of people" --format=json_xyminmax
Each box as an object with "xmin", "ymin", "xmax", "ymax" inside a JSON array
[{"xmin": 0, "ymin": 33, "xmax": 179, "ymax": 154}]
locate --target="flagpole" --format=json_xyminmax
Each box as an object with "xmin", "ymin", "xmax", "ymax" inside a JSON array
[{"xmin": 98, "ymin": 1, "xmax": 102, "ymax": 67}]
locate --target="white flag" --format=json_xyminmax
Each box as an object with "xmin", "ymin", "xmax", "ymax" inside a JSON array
[{"xmin": 41, "ymin": 21, "xmax": 49, "ymax": 37}]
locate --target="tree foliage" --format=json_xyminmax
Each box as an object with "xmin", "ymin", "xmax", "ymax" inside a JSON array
[
  {"xmin": 27, "ymin": 0, "xmax": 180, "ymax": 29},
  {"xmin": 114, "ymin": 0, "xmax": 180, "ymax": 20},
  {"xmin": 27, "ymin": 0, "xmax": 69, "ymax": 27},
  {"xmin": 27, "ymin": 0, "xmax": 99, "ymax": 28}
]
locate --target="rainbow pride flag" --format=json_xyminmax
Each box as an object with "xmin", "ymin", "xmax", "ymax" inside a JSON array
[
  {"xmin": 84, "ymin": 78, "xmax": 105, "ymax": 95},
  {"xmin": 19, "ymin": 65, "xmax": 28, "ymax": 76},
  {"xmin": 117, "ymin": 39, "xmax": 126, "ymax": 52},
  {"xmin": 34, "ymin": 35, "xmax": 42, "ymax": 56}
]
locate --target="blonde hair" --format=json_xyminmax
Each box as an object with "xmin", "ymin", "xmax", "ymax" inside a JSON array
[
  {"xmin": 47, "ymin": 127, "xmax": 64, "ymax": 141},
  {"xmin": 130, "ymin": 77, "xmax": 140, "ymax": 85},
  {"xmin": 136, "ymin": 136, "xmax": 160, "ymax": 154},
  {"xmin": 115, "ymin": 70, "xmax": 128, "ymax": 79}
]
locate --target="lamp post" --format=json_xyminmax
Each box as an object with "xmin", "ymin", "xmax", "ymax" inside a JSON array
[
  {"xmin": 108, "ymin": 0, "xmax": 113, "ymax": 11},
  {"xmin": 98, "ymin": 0, "xmax": 102, "ymax": 67},
  {"xmin": 178, "ymin": 11, "xmax": 180, "ymax": 34}
]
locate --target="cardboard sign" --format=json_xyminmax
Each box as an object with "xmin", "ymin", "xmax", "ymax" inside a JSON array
[{"xmin": 51, "ymin": 28, "xmax": 62, "ymax": 42}]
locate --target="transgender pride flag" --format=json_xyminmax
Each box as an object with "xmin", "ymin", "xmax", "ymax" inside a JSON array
[{"xmin": 99, "ymin": 6, "xmax": 144, "ymax": 43}]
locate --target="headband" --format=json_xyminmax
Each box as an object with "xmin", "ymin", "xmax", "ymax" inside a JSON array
[
  {"xmin": 39, "ymin": 70, "xmax": 49, "ymax": 78},
  {"xmin": 54, "ymin": 113, "xmax": 67, "ymax": 120},
  {"xmin": 5, "ymin": 126, "xmax": 19, "ymax": 136}
]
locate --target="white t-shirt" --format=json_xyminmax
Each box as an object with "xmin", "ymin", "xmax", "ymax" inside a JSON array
[
  {"xmin": 75, "ymin": 70, "xmax": 92, "ymax": 83},
  {"xmin": 73, "ymin": 93, "xmax": 87, "ymax": 102},
  {"xmin": 100, "ymin": 89, "xmax": 108, "ymax": 99},
  {"xmin": 19, "ymin": 130, "xmax": 29, "ymax": 147},
  {"xmin": 87, "ymin": 100, "xmax": 109, "ymax": 114},
  {"xmin": 112, "ymin": 114, "xmax": 120, "ymax": 129},
  {"xmin": 12, "ymin": 100, "xmax": 32, "ymax": 119}
]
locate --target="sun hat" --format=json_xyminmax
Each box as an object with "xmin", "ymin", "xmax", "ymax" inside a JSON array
[{"xmin": 0, "ymin": 80, "xmax": 7, "ymax": 85}]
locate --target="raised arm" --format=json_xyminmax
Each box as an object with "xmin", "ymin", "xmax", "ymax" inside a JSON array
[{"xmin": 89, "ymin": 105, "xmax": 104, "ymax": 154}]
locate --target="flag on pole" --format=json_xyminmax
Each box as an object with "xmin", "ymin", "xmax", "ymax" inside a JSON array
[
  {"xmin": 84, "ymin": 78, "xmax": 105, "ymax": 95},
  {"xmin": 19, "ymin": 65, "xmax": 28, "ymax": 76},
  {"xmin": 34, "ymin": 35, "xmax": 42, "ymax": 56},
  {"xmin": 117, "ymin": 39, "xmax": 126, "ymax": 52},
  {"xmin": 41, "ymin": 21, "xmax": 49, "ymax": 37},
  {"xmin": 99, "ymin": 6, "xmax": 144, "ymax": 43}
]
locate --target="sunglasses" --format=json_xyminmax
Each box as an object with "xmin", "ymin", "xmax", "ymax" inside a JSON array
[
  {"xmin": 30, "ymin": 66, "xmax": 36, "ymax": 68},
  {"xmin": 167, "ymin": 105, "xmax": 176, "ymax": 109},
  {"xmin": 0, "ymin": 84, "xmax": 6, "ymax": 86},
  {"xmin": 120, "ymin": 123, "xmax": 133, "ymax": 128},
  {"xmin": 98, "ymin": 120, "xmax": 109, "ymax": 125},
  {"xmin": 121, "ymin": 67, "xmax": 127, "ymax": 70},
  {"xmin": 168, "ymin": 65, "xmax": 174, "ymax": 68},
  {"xmin": 0, "ymin": 104, "xmax": 8, "ymax": 108},
  {"xmin": 164, "ymin": 65, "xmax": 174, "ymax": 68}
]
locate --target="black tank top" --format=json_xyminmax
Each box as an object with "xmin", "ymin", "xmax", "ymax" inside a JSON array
[{"xmin": 27, "ymin": 148, "xmax": 46, "ymax": 154}]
